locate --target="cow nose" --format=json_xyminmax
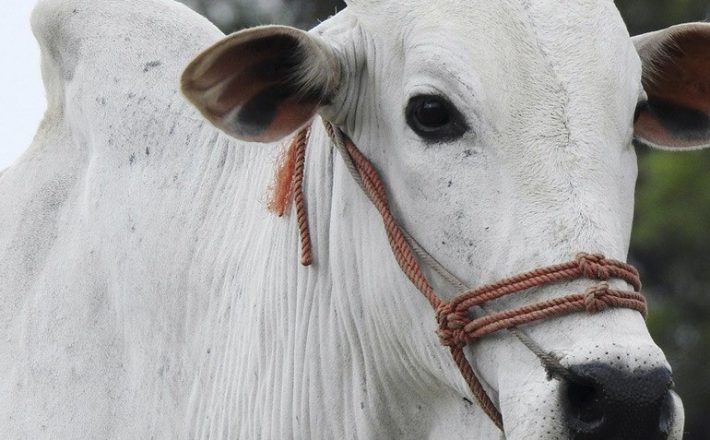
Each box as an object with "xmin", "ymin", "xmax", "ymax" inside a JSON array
[{"xmin": 562, "ymin": 363, "xmax": 674, "ymax": 440}]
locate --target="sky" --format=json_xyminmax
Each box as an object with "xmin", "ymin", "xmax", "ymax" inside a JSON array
[{"xmin": 0, "ymin": 0, "xmax": 45, "ymax": 171}]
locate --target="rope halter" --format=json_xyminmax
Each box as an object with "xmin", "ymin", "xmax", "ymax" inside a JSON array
[{"xmin": 277, "ymin": 123, "xmax": 647, "ymax": 431}]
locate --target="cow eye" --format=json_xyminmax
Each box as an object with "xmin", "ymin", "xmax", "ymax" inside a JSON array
[{"xmin": 406, "ymin": 95, "xmax": 468, "ymax": 142}]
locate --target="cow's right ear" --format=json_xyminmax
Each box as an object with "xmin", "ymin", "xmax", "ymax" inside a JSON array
[
  {"xmin": 181, "ymin": 25, "xmax": 341, "ymax": 143},
  {"xmin": 633, "ymin": 23, "xmax": 710, "ymax": 151}
]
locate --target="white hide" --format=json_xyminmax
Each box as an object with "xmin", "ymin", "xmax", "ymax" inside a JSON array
[{"xmin": 0, "ymin": 0, "xmax": 687, "ymax": 439}]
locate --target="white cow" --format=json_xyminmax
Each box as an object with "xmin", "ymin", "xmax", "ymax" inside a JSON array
[{"xmin": 1, "ymin": 0, "xmax": 708, "ymax": 438}]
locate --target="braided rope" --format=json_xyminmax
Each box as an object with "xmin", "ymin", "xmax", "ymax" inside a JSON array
[
  {"xmin": 283, "ymin": 124, "xmax": 647, "ymax": 431},
  {"xmin": 293, "ymin": 127, "xmax": 313, "ymax": 266},
  {"xmin": 397, "ymin": 229, "xmax": 575, "ymax": 381}
]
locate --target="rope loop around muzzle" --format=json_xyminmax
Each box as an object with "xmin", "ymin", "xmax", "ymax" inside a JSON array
[
  {"xmin": 434, "ymin": 259, "xmax": 646, "ymax": 351},
  {"xmin": 277, "ymin": 123, "xmax": 648, "ymax": 432}
]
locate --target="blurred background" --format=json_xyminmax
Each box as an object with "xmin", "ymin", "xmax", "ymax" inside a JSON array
[{"xmin": 176, "ymin": 1, "xmax": 710, "ymax": 437}]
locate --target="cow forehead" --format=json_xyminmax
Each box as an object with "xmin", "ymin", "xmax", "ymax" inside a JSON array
[
  {"xmin": 345, "ymin": 0, "xmax": 641, "ymax": 144},
  {"xmin": 350, "ymin": 0, "xmax": 636, "ymax": 79},
  {"xmin": 334, "ymin": 1, "xmax": 641, "ymax": 259},
  {"xmin": 350, "ymin": 0, "xmax": 623, "ymax": 30}
]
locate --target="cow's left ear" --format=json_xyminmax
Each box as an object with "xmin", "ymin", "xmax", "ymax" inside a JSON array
[
  {"xmin": 181, "ymin": 25, "xmax": 340, "ymax": 142},
  {"xmin": 633, "ymin": 22, "xmax": 710, "ymax": 150}
]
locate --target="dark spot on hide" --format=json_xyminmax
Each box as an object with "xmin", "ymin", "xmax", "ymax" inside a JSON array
[
  {"xmin": 641, "ymin": 98, "xmax": 710, "ymax": 141},
  {"xmin": 145, "ymin": 147, "xmax": 150, "ymax": 156},
  {"xmin": 143, "ymin": 60, "xmax": 162, "ymax": 73},
  {"xmin": 129, "ymin": 153, "xmax": 136, "ymax": 165},
  {"xmin": 463, "ymin": 397, "xmax": 474, "ymax": 405}
]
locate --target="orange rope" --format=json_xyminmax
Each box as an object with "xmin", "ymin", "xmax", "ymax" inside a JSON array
[
  {"xmin": 293, "ymin": 128, "xmax": 313, "ymax": 266},
  {"xmin": 280, "ymin": 125, "xmax": 646, "ymax": 431}
]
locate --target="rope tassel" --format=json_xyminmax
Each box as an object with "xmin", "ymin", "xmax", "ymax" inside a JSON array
[{"xmin": 268, "ymin": 127, "xmax": 314, "ymax": 266}]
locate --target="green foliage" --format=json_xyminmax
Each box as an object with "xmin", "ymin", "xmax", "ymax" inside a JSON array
[
  {"xmin": 633, "ymin": 149, "xmax": 710, "ymax": 440},
  {"xmin": 634, "ymin": 151, "xmax": 710, "ymax": 254},
  {"xmin": 616, "ymin": 0, "xmax": 709, "ymax": 34}
]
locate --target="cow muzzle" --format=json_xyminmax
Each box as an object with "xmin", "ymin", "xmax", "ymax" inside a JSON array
[{"xmin": 563, "ymin": 363, "xmax": 675, "ymax": 440}]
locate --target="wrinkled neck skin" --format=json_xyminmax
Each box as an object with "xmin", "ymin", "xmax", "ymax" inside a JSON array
[
  {"xmin": 181, "ymin": 122, "xmax": 494, "ymax": 439},
  {"xmin": 0, "ymin": 2, "xmax": 494, "ymax": 439}
]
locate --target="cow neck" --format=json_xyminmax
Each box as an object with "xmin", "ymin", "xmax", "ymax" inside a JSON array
[{"xmin": 281, "ymin": 121, "xmax": 647, "ymax": 431}]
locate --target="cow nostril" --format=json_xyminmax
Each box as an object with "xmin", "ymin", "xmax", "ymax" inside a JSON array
[
  {"xmin": 658, "ymin": 393, "xmax": 674, "ymax": 436},
  {"xmin": 564, "ymin": 379, "xmax": 605, "ymax": 432},
  {"xmin": 562, "ymin": 363, "xmax": 674, "ymax": 440}
]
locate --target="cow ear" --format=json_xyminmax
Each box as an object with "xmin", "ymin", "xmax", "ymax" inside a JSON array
[
  {"xmin": 181, "ymin": 25, "xmax": 340, "ymax": 143},
  {"xmin": 632, "ymin": 23, "xmax": 710, "ymax": 151}
]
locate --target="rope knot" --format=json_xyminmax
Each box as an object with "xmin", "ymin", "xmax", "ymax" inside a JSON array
[
  {"xmin": 436, "ymin": 328, "xmax": 469, "ymax": 348},
  {"xmin": 584, "ymin": 282, "xmax": 611, "ymax": 314},
  {"xmin": 436, "ymin": 303, "xmax": 468, "ymax": 329},
  {"xmin": 436, "ymin": 303, "xmax": 470, "ymax": 348},
  {"xmin": 576, "ymin": 252, "xmax": 611, "ymax": 280}
]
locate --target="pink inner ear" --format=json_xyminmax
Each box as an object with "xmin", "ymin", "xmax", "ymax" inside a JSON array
[
  {"xmin": 634, "ymin": 111, "xmax": 693, "ymax": 148},
  {"xmin": 635, "ymin": 27, "xmax": 710, "ymax": 149},
  {"xmin": 258, "ymin": 99, "xmax": 318, "ymax": 142},
  {"xmin": 182, "ymin": 27, "xmax": 332, "ymax": 143},
  {"xmin": 195, "ymin": 48, "xmax": 276, "ymax": 120},
  {"xmin": 643, "ymin": 31, "xmax": 710, "ymax": 114}
]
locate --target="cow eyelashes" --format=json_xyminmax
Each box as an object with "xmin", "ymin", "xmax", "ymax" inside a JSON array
[{"xmin": 405, "ymin": 94, "xmax": 468, "ymax": 143}]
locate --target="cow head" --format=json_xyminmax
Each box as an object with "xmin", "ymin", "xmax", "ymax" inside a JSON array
[{"xmin": 182, "ymin": 2, "xmax": 709, "ymax": 438}]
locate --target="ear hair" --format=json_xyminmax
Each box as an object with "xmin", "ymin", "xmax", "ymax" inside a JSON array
[
  {"xmin": 634, "ymin": 22, "xmax": 710, "ymax": 92},
  {"xmin": 638, "ymin": 37, "xmax": 680, "ymax": 88},
  {"xmin": 288, "ymin": 34, "xmax": 341, "ymax": 103}
]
